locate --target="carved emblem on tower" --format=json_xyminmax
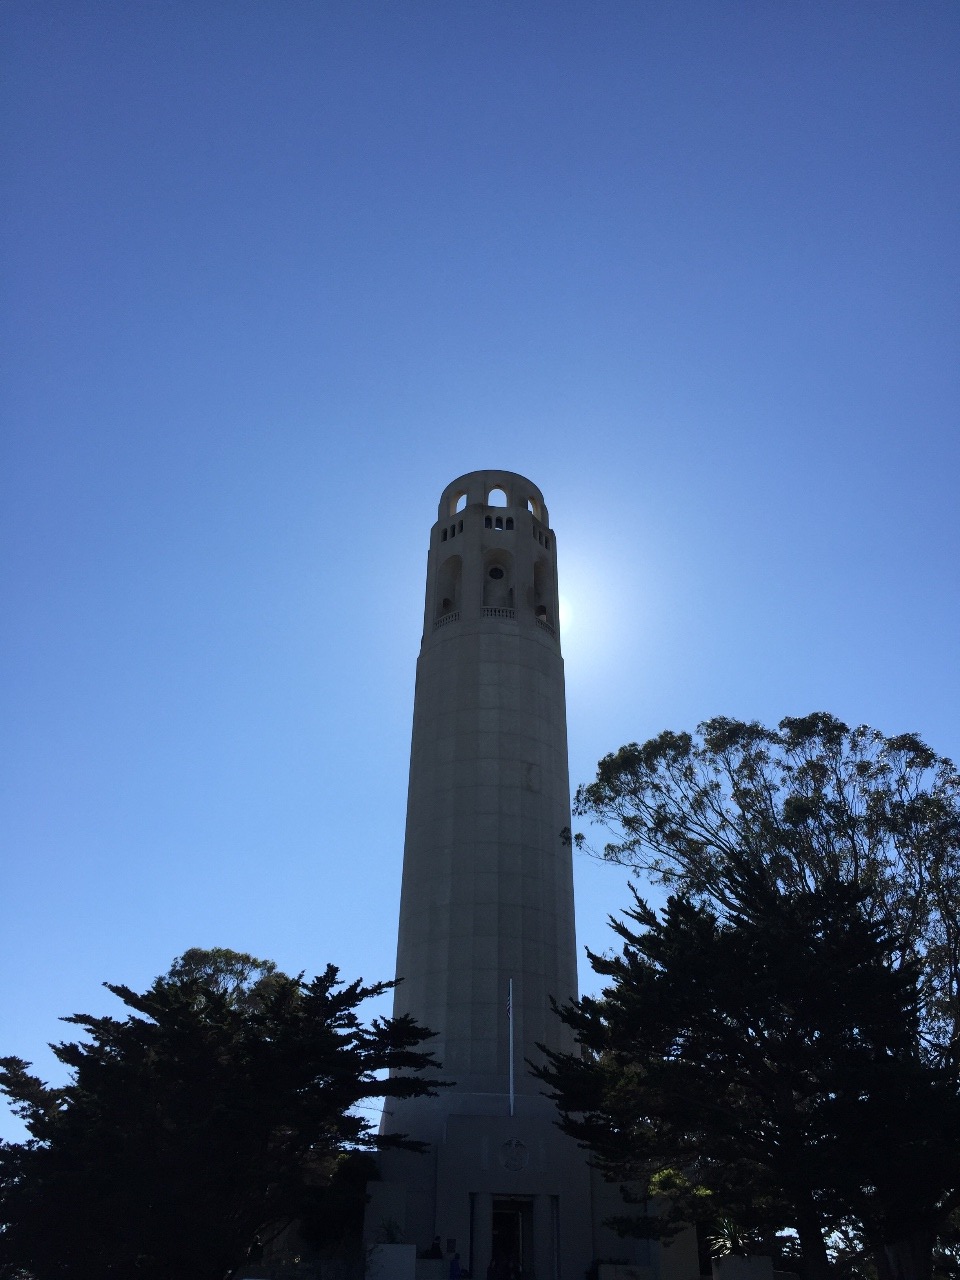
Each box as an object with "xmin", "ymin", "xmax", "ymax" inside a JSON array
[{"xmin": 498, "ymin": 1138, "xmax": 529, "ymax": 1171}]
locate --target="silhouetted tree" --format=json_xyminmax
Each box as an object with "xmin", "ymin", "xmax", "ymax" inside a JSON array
[
  {"xmin": 549, "ymin": 714, "xmax": 960, "ymax": 1280},
  {"xmin": 540, "ymin": 874, "xmax": 955, "ymax": 1279},
  {"xmin": 0, "ymin": 949, "xmax": 440, "ymax": 1280},
  {"xmin": 298, "ymin": 1150, "xmax": 380, "ymax": 1262}
]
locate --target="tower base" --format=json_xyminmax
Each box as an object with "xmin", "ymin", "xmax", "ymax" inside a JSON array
[
  {"xmin": 369, "ymin": 1107, "xmax": 591, "ymax": 1279},
  {"xmin": 366, "ymin": 1101, "xmax": 696, "ymax": 1280}
]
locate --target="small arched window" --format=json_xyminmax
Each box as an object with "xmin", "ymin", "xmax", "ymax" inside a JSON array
[
  {"xmin": 442, "ymin": 528, "xmax": 448, "ymax": 542},
  {"xmin": 436, "ymin": 554, "xmax": 462, "ymax": 619},
  {"xmin": 484, "ymin": 516, "xmax": 492, "ymax": 529},
  {"xmin": 534, "ymin": 556, "xmax": 552, "ymax": 624},
  {"xmin": 495, "ymin": 517, "xmax": 503, "ymax": 530},
  {"xmin": 482, "ymin": 552, "xmax": 514, "ymax": 608},
  {"xmin": 505, "ymin": 517, "xmax": 514, "ymax": 530},
  {"xmin": 458, "ymin": 520, "xmax": 463, "ymax": 533}
]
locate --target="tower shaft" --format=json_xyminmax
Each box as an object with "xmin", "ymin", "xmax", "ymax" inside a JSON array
[
  {"xmin": 375, "ymin": 471, "xmax": 590, "ymax": 1279},
  {"xmin": 390, "ymin": 470, "xmax": 578, "ymax": 1118}
]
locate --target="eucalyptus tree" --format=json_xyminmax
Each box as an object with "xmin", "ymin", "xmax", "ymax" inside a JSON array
[{"xmin": 549, "ymin": 714, "xmax": 960, "ymax": 1280}]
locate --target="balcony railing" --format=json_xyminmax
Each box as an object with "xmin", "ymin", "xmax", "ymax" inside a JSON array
[{"xmin": 434, "ymin": 607, "xmax": 555, "ymax": 633}]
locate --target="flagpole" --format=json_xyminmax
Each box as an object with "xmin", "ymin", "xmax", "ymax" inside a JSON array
[{"xmin": 508, "ymin": 977, "xmax": 515, "ymax": 1117}]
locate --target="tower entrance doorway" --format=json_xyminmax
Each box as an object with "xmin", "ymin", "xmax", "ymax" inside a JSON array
[{"xmin": 491, "ymin": 1198, "xmax": 532, "ymax": 1275}]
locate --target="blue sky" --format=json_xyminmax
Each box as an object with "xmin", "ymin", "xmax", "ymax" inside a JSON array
[{"xmin": 2, "ymin": 1, "xmax": 958, "ymax": 1139}]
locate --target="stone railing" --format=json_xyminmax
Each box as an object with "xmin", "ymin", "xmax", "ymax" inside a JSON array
[
  {"xmin": 482, "ymin": 607, "xmax": 516, "ymax": 620},
  {"xmin": 434, "ymin": 611, "xmax": 460, "ymax": 629}
]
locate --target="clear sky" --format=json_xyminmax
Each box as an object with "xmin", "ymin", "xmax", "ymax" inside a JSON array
[{"xmin": 2, "ymin": 1, "xmax": 958, "ymax": 1139}]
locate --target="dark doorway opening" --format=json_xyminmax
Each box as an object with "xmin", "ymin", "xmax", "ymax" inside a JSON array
[{"xmin": 491, "ymin": 1198, "xmax": 532, "ymax": 1275}]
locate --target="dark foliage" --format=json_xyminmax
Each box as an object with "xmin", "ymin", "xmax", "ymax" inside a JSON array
[
  {"xmin": 0, "ymin": 951, "xmax": 440, "ymax": 1280},
  {"xmin": 298, "ymin": 1151, "xmax": 380, "ymax": 1260},
  {"xmin": 548, "ymin": 714, "xmax": 960, "ymax": 1280}
]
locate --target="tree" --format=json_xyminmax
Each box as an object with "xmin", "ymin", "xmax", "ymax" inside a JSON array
[
  {"xmin": 539, "ymin": 873, "xmax": 953, "ymax": 1280},
  {"xmin": 0, "ymin": 949, "xmax": 441, "ymax": 1280},
  {"xmin": 164, "ymin": 946, "xmax": 280, "ymax": 1008},
  {"xmin": 549, "ymin": 714, "xmax": 960, "ymax": 1280}
]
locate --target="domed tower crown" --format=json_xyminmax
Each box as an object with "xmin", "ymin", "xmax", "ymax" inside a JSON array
[
  {"xmin": 423, "ymin": 469, "xmax": 560, "ymax": 646},
  {"xmin": 438, "ymin": 470, "xmax": 549, "ymax": 526}
]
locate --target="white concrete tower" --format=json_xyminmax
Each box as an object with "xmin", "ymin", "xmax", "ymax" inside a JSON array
[{"xmin": 375, "ymin": 471, "xmax": 592, "ymax": 1278}]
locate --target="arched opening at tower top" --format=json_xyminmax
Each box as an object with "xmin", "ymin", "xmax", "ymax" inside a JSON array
[
  {"xmin": 527, "ymin": 496, "xmax": 541, "ymax": 520},
  {"xmin": 454, "ymin": 492, "xmax": 468, "ymax": 513},
  {"xmin": 487, "ymin": 487, "xmax": 508, "ymax": 507}
]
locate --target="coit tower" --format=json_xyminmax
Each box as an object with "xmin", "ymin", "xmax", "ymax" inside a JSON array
[{"xmin": 375, "ymin": 470, "xmax": 591, "ymax": 1278}]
